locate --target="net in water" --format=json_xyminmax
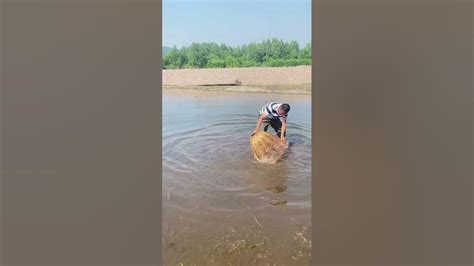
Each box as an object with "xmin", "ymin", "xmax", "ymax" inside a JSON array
[{"xmin": 250, "ymin": 131, "xmax": 287, "ymax": 163}]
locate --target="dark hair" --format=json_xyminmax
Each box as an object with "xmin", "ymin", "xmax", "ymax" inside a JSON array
[{"xmin": 280, "ymin": 103, "xmax": 290, "ymax": 113}]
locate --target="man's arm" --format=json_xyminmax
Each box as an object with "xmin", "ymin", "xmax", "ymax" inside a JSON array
[
  {"xmin": 280, "ymin": 117, "xmax": 287, "ymax": 142},
  {"xmin": 252, "ymin": 113, "xmax": 267, "ymax": 135}
]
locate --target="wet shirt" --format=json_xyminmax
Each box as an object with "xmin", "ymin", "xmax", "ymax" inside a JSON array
[{"xmin": 259, "ymin": 102, "xmax": 288, "ymax": 119}]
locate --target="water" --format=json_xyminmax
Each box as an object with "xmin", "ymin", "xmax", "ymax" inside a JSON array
[{"xmin": 163, "ymin": 90, "xmax": 312, "ymax": 265}]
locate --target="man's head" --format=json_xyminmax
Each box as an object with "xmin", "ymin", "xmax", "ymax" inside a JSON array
[{"xmin": 278, "ymin": 103, "xmax": 290, "ymax": 116}]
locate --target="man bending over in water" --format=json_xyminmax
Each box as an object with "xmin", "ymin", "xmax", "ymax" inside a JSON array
[{"xmin": 252, "ymin": 102, "xmax": 290, "ymax": 145}]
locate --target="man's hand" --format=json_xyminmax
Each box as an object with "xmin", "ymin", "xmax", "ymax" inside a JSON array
[{"xmin": 281, "ymin": 137, "xmax": 288, "ymax": 148}]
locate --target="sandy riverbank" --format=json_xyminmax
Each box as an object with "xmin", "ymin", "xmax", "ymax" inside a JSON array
[{"xmin": 163, "ymin": 66, "xmax": 311, "ymax": 94}]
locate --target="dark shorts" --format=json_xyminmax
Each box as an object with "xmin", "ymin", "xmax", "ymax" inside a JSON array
[{"xmin": 259, "ymin": 114, "xmax": 286, "ymax": 137}]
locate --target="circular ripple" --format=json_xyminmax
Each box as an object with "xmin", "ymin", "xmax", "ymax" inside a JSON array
[{"xmin": 163, "ymin": 114, "xmax": 311, "ymax": 193}]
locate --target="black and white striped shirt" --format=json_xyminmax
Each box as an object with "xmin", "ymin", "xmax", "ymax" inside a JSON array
[{"xmin": 259, "ymin": 102, "xmax": 288, "ymax": 119}]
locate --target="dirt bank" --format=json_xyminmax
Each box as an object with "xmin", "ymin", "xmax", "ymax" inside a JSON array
[
  {"xmin": 163, "ymin": 66, "xmax": 311, "ymax": 94},
  {"xmin": 163, "ymin": 66, "xmax": 311, "ymax": 86}
]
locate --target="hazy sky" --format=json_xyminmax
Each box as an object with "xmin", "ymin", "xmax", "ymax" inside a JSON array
[{"xmin": 163, "ymin": 0, "xmax": 311, "ymax": 48}]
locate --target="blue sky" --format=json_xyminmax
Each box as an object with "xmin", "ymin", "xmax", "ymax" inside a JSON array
[{"xmin": 163, "ymin": 0, "xmax": 311, "ymax": 48}]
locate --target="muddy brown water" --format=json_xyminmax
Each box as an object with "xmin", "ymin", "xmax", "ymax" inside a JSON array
[{"xmin": 163, "ymin": 89, "xmax": 312, "ymax": 265}]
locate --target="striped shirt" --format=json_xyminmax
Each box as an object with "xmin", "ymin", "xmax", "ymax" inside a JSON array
[{"xmin": 259, "ymin": 102, "xmax": 288, "ymax": 119}]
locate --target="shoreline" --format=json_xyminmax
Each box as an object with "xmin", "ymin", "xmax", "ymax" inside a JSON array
[
  {"xmin": 163, "ymin": 84, "xmax": 311, "ymax": 95},
  {"xmin": 163, "ymin": 88, "xmax": 312, "ymax": 101}
]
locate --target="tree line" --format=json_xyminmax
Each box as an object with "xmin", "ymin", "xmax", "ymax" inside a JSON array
[{"xmin": 163, "ymin": 38, "xmax": 311, "ymax": 69}]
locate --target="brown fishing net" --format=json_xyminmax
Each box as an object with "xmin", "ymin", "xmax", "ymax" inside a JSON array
[{"xmin": 250, "ymin": 131, "xmax": 287, "ymax": 163}]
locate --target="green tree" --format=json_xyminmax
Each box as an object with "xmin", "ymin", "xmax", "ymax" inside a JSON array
[{"xmin": 162, "ymin": 39, "xmax": 311, "ymax": 69}]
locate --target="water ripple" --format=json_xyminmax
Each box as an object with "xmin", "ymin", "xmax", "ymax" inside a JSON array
[{"xmin": 164, "ymin": 114, "xmax": 311, "ymax": 195}]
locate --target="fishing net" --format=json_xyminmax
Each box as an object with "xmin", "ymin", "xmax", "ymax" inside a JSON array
[{"xmin": 250, "ymin": 131, "xmax": 287, "ymax": 163}]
